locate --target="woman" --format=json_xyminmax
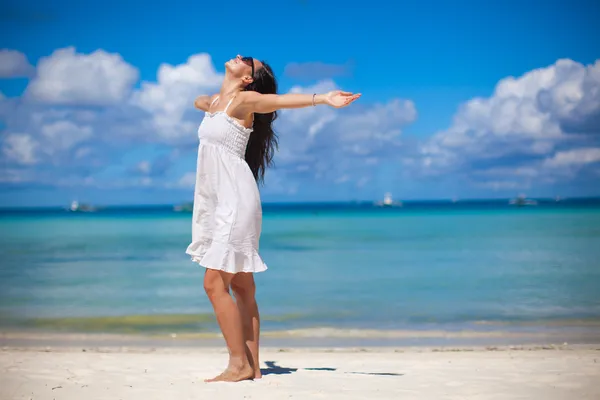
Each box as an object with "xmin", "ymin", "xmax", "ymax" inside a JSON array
[{"xmin": 186, "ymin": 55, "xmax": 360, "ymax": 382}]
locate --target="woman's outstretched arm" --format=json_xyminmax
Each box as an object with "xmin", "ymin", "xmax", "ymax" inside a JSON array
[{"xmin": 242, "ymin": 90, "xmax": 361, "ymax": 114}]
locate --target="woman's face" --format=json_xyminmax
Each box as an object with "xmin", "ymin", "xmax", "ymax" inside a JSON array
[{"xmin": 225, "ymin": 55, "xmax": 262, "ymax": 80}]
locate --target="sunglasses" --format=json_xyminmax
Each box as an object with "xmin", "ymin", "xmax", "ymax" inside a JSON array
[{"xmin": 241, "ymin": 56, "xmax": 255, "ymax": 77}]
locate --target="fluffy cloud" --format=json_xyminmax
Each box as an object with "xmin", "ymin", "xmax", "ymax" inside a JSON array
[
  {"xmin": 0, "ymin": 49, "xmax": 219, "ymax": 189},
  {"xmin": 24, "ymin": 47, "xmax": 139, "ymax": 106},
  {"xmin": 3, "ymin": 48, "xmax": 416, "ymax": 195},
  {"xmin": 131, "ymin": 151, "xmax": 180, "ymax": 178},
  {"xmin": 278, "ymin": 80, "xmax": 416, "ymax": 160},
  {"xmin": 175, "ymin": 172, "xmax": 197, "ymax": 189},
  {"xmin": 40, "ymin": 121, "xmax": 93, "ymax": 154},
  {"xmin": 2, "ymin": 105, "xmax": 106, "ymax": 169},
  {"xmin": 0, "ymin": 49, "xmax": 35, "ymax": 78},
  {"xmin": 131, "ymin": 53, "xmax": 223, "ymax": 141},
  {"xmin": 2, "ymin": 47, "xmax": 599, "ymax": 200},
  {"xmin": 543, "ymin": 147, "xmax": 600, "ymax": 167},
  {"xmin": 266, "ymin": 81, "xmax": 416, "ymax": 192},
  {"xmin": 135, "ymin": 161, "xmax": 151, "ymax": 175},
  {"xmin": 418, "ymin": 58, "xmax": 600, "ymax": 190},
  {"xmin": 2, "ymin": 133, "xmax": 38, "ymax": 165},
  {"xmin": 537, "ymin": 60, "xmax": 600, "ymax": 134}
]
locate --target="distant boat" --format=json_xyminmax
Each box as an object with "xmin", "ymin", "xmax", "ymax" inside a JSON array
[
  {"xmin": 509, "ymin": 194, "xmax": 538, "ymax": 207},
  {"xmin": 375, "ymin": 192, "xmax": 403, "ymax": 207},
  {"xmin": 174, "ymin": 202, "xmax": 194, "ymax": 212},
  {"xmin": 68, "ymin": 200, "xmax": 97, "ymax": 212}
]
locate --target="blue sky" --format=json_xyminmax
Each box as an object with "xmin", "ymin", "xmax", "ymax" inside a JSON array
[{"xmin": 1, "ymin": 0, "xmax": 599, "ymax": 206}]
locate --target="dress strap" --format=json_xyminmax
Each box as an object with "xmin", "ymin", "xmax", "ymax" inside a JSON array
[
  {"xmin": 224, "ymin": 95, "xmax": 236, "ymax": 114},
  {"xmin": 210, "ymin": 96, "xmax": 219, "ymax": 106}
]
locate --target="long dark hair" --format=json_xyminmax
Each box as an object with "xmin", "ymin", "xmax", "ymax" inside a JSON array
[{"xmin": 244, "ymin": 61, "xmax": 278, "ymax": 185}]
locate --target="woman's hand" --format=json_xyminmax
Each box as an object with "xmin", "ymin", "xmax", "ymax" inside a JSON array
[{"xmin": 324, "ymin": 90, "xmax": 361, "ymax": 108}]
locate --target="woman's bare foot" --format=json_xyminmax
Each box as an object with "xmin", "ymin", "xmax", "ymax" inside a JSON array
[
  {"xmin": 205, "ymin": 363, "xmax": 254, "ymax": 383},
  {"xmin": 247, "ymin": 356, "xmax": 261, "ymax": 379}
]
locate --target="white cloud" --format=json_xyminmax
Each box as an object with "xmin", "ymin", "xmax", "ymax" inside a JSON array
[
  {"xmin": 176, "ymin": 172, "xmax": 196, "ymax": 188},
  {"xmin": 40, "ymin": 121, "xmax": 93, "ymax": 153},
  {"xmin": 0, "ymin": 49, "xmax": 35, "ymax": 78},
  {"xmin": 272, "ymin": 80, "xmax": 417, "ymax": 188},
  {"xmin": 2, "ymin": 133, "xmax": 38, "ymax": 164},
  {"xmin": 273, "ymin": 80, "xmax": 339, "ymax": 164},
  {"xmin": 260, "ymin": 169, "xmax": 300, "ymax": 195},
  {"xmin": 334, "ymin": 99, "xmax": 416, "ymax": 150},
  {"xmin": 537, "ymin": 60, "xmax": 600, "ymax": 133},
  {"xmin": 419, "ymin": 58, "xmax": 600, "ymax": 187},
  {"xmin": 543, "ymin": 148, "xmax": 600, "ymax": 167},
  {"xmin": 131, "ymin": 53, "xmax": 223, "ymax": 140},
  {"xmin": 25, "ymin": 47, "xmax": 139, "ymax": 106},
  {"xmin": 0, "ymin": 106, "xmax": 99, "ymax": 169},
  {"xmin": 286, "ymin": 96, "xmax": 416, "ymax": 187},
  {"xmin": 2, "ymin": 48, "xmax": 419, "ymax": 193},
  {"xmin": 136, "ymin": 161, "xmax": 151, "ymax": 174},
  {"xmin": 3, "ymin": 47, "xmax": 598, "ymax": 198}
]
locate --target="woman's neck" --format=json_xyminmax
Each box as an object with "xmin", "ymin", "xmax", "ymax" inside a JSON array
[{"xmin": 219, "ymin": 76, "xmax": 243, "ymax": 99}]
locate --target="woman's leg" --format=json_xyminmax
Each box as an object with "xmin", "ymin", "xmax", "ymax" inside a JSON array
[
  {"xmin": 231, "ymin": 272, "xmax": 262, "ymax": 379},
  {"xmin": 203, "ymin": 269, "xmax": 253, "ymax": 382}
]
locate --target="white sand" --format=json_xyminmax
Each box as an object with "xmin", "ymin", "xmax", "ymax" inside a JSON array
[{"xmin": 1, "ymin": 345, "xmax": 599, "ymax": 399}]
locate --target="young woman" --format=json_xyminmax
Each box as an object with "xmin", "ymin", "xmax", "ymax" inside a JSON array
[{"xmin": 186, "ymin": 55, "xmax": 361, "ymax": 382}]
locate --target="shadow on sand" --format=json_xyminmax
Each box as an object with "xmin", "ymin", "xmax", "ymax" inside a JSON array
[{"xmin": 261, "ymin": 361, "xmax": 403, "ymax": 377}]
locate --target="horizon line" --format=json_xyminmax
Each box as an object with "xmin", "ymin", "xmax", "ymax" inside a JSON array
[{"xmin": 2, "ymin": 195, "xmax": 600, "ymax": 210}]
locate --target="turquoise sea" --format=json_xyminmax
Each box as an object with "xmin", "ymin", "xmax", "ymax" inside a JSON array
[{"xmin": 1, "ymin": 199, "xmax": 600, "ymax": 346}]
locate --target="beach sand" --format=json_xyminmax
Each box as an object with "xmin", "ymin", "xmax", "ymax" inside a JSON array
[{"xmin": 2, "ymin": 344, "xmax": 599, "ymax": 399}]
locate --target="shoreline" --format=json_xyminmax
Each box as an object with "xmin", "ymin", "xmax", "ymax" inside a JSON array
[
  {"xmin": 2, "ymin": 343, "xmax": 599, "ymax": 353},
  {"xmin": 2, "ymin": 325, "xmax": 599, "ymax": 349}
]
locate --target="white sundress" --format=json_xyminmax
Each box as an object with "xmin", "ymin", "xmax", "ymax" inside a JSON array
[{"xmin": 185, "ymin": 96, "xmax": 267, "ymax": 274}]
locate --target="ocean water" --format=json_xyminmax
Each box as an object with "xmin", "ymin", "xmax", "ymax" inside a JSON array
[{"xmin": 1, "ymin": 200, "xmax": 600, "ymax": 344}]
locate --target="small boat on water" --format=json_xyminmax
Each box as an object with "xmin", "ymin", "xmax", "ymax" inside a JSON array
[
  {"xmin": 509, "ymin": 194, "xmax": 538, "ymax": 207},
  {"xmin": 68, "ymin": 200, "xmax": 97, "ymax": 212},
  {"xmin": 375, "ymin": 192, "xmax": 403, "ymax": 208},
  {"xmin": 173, "ymin": 202, "xmax": 194, "ymax": 212}
]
